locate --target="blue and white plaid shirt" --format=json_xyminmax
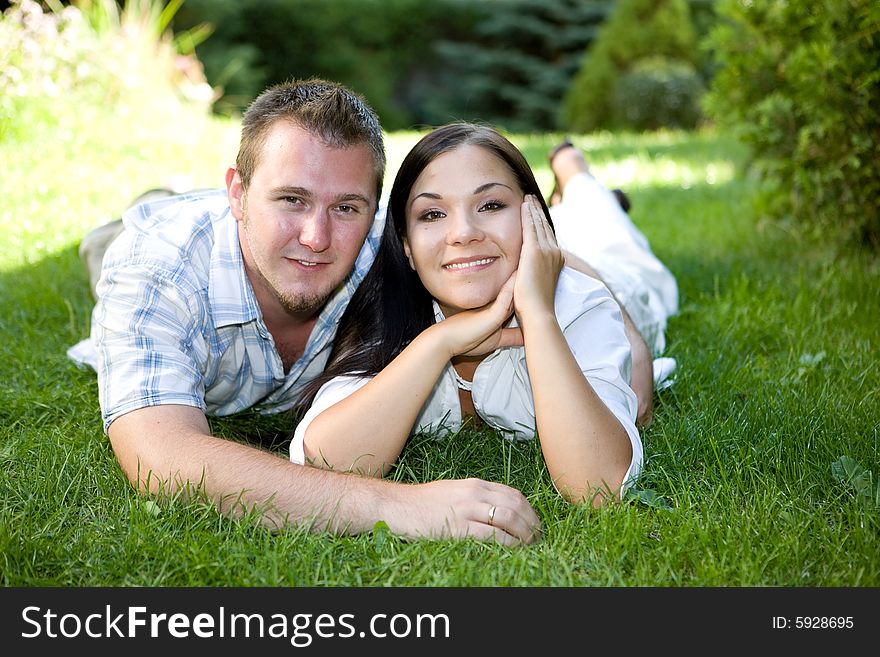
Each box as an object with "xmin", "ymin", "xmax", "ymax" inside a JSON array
[{"xmin": 74, "ymin": 189, "xmax": 384, "ymax": 432}]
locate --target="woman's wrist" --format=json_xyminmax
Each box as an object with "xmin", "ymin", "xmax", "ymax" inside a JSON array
[
  {"xmin": 518, "ymin": 308, "xmax": 559, "ymax": 335},
  {"xmin": 417, "ymin": 322, "xmax": 460, "ymax": 363}
]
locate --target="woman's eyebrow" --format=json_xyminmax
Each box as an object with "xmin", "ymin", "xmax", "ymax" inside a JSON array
[
  {"xmin": 410, "ymin": 182, "xmax": 513, "ymax": 206},
  {"xmin": 411, "ymin": 191, "xmax": 443, "ymax": 202},
  {"xmin": 473, "ymin": 182, "xmax": 513, "ymax": 195}
]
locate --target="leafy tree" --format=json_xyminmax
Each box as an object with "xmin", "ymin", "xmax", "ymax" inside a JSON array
[
  {"xmin": 175, "ymin": 0, "xmax": 474, "ymax": 129},
  {"xmin": 703, "ymin": 0, "xmax": 880, "ymax": 249}
]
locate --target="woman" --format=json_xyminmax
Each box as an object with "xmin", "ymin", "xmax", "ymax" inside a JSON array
[{"xmin": 292, "ymin": 123, "xmax": 647, "ymax": 508}]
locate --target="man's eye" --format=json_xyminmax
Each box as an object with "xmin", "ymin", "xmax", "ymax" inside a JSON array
[
  {"xmin": 336, "ymin": 204, "xmax": 358, "ymax": 214},
  {"xmin": 282, "ymin": 196, "xmax": 303, "ymax": 205}
]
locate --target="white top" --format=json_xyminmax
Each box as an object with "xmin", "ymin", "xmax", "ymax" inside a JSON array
[{"xmin": 291, "ymin": 267, "xmax": 644, "ymax": 494}]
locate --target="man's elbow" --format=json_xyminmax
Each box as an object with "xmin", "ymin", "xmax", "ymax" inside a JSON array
[
  {"xmin": 107, "ymin": 424, "xmax": 170, "ymax": 495},
  {"xmin": 106, "ymin": 405, "xmax": 212, "ymax": 494}
]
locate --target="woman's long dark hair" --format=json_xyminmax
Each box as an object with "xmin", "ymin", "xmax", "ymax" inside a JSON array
[{"xmin": 296, "ymin": 122, "xmax": 552, "ymax": 407}]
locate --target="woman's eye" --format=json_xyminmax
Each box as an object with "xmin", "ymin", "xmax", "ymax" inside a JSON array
[
  {"xmin": 419, "ymin": 210, "xmax": 445, "ymax": 222},
  {"xmin": 480, "ymin": 200, "xmax": 506, "ymax": 212}
]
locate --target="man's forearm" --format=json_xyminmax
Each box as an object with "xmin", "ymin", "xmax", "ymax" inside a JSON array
[
  {"xmin": 108, "ymin": 405, "xmax": 385, "ymax": 534},
  {"xmin": 108, "ymin": 404, "xmax": 543, "ymax": 544}
]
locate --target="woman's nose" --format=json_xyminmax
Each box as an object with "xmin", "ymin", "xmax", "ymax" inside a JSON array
[{"xmin": 445, "ymin": 210, "xmax": 483, "ymax": 245}]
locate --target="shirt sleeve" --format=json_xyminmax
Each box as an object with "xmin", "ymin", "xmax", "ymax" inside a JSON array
[
  {"xmin": 93, "ymin": 252, "xmax": 209, "ymax": 433},
  {"xmin": 290, "ymin": 375, "xmax": 372, "ymax": 465},
  {"xmin": 556, "ymin": 269, "xmax": 644, "ymax": 495}
]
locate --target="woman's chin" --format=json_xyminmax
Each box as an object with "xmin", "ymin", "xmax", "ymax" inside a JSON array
[{"xmin": 438, "ymin": 293, "xmax": 499, "ymax": 316}]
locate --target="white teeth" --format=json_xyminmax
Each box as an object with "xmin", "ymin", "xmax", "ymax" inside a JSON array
[
  {"xmin": 444, "ymin": 258, "xmax": 494, "ymax": 270},
  {"xmin": 297, "ymin": 260, "xmax": 318, "ymax": 267}
]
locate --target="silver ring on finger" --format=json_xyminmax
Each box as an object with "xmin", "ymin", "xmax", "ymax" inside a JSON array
[{"xmin": 488, "ymin": 505, "xmax": 497, "ymax": 526}]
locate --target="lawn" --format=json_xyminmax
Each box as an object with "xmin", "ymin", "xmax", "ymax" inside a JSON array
[{"xmin": 1, "ymin": 104, "xmax": 877, "ymax": 587}]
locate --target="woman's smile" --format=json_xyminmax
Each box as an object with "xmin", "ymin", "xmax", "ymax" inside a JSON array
[{"xmin": 442, "ymin": 256, "xmax": 499, "ymax": 271}]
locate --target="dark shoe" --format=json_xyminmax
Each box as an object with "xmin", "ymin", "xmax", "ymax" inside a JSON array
[{"xmin": 612, "ymin": 188, "xmax": 631, "ymax": 213}]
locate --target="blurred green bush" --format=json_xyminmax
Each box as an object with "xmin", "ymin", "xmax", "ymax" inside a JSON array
[
  {"xmin": 174, "ymin": 0, "xmax": 480, "ymax": 129},
  {"xmin": 561, "ymin": 0, "xmax": 704, "ymax": 133},
  {"xmin": 1, "ymin": 0, "xmax": 213, "ymax": 144},
  {"xmin": 430, "ymin": 0, "xmax": 615, "ymax": 132},
  {"xmin": 611, "ymin": 57, "xmax": 705, "ymax": 131},
  {"xmin": 703, "ymin": 0, "xmax": 880, "ymax": 250}
]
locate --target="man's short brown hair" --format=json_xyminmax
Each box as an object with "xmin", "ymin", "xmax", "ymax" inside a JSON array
[{"xmin": 236, "ymin": 78, "xmax": 386, "ymax": 199}]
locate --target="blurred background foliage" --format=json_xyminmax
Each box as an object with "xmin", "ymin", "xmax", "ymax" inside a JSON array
[
  {"xmin": 703, "ymin": 0, "xmax": 880, "ymax": 250},
  {"xmin": 2, "ymin": 0, "xmax": 877, "ymax": 251},
  {"xmin": 171, "ymin": 0, "xmax": 619, "ymax": 131},
  {"xmin": 0, "ymin": 0, "xmax": 216, "ymax": 143},
  {"xmin": 561, "ymin": 0, "xmax": 706, "ymax": 133},
  {"xmin": 169, "ymin": 0, "xmax": 717, "ymax": 133}
]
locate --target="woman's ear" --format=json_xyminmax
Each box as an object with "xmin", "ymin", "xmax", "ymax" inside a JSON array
[{"xmin": 402, "ymin": 238, "xmax": 416, "ymax": 270}]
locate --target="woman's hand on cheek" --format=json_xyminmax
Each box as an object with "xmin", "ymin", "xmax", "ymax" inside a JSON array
[
  {"xmin": 433, "ymin": 273, "xmax": 523, "ymax": 358},
  {"xmin": 513, "ymin": 194, "xmax": 563, "ymax": 322}
]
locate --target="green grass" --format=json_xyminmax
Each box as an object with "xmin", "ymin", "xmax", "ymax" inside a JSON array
[{"xmin": 1, "ymin": 102, "xmax": 878, "ymax": 586}]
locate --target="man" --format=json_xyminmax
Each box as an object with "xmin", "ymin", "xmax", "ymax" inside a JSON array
[{"xmin": 70, "ymin": 79, "xmax": 540, "ymax": 546}]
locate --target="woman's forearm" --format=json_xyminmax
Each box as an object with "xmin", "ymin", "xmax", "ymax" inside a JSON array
[
  {"xmin": 303, "ymin": 326, "xmax": 452, "ymax": 476},
  {"xmin": 304, "ymin": 281, "xmax": 520, "ymax": 476},
  {"xmin": 623, "ymin": 312, "xmax": 654, "ymax": 427},
  {"xmin": 520, "ymin": 313, "xmax": 633, "ymax": 506}
]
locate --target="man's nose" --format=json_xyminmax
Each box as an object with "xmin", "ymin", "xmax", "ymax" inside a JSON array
[{"xmin": 299, "ymin": 210, "xmax": 331, "ymax": 252}]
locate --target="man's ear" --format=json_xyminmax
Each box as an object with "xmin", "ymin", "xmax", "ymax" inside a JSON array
[
  {"xmin": 226, "ymin": 167, "xmax": 245, "ymax": 221},
  {"xmin": 402, "ymin": 237, "xmax": 416, "ymax": 270}
]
